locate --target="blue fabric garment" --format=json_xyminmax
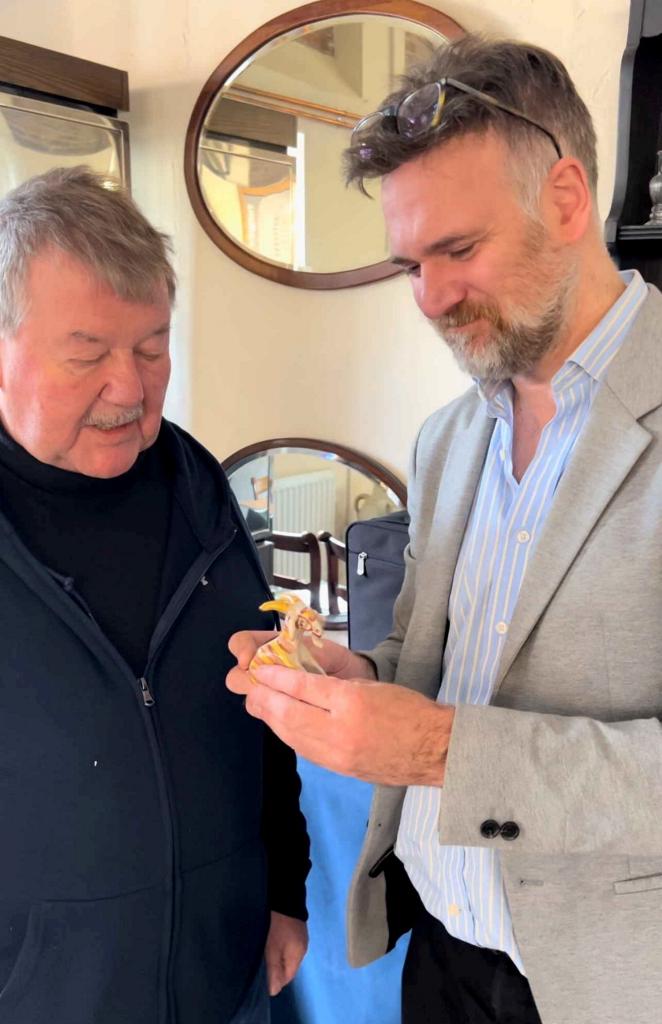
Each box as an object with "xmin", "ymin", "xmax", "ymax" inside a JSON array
[{"xmin": 273, "ymin": 758, "xmax": 407, "ymax": 1024}]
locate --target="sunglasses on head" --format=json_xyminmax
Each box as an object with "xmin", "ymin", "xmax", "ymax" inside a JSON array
[{"xmin": 351, "ymin": 78, "xmax": 562, "ymax": 161}]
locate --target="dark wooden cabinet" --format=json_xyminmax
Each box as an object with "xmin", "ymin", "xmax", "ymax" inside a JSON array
[
  {"xmin": 0, "ymin": 36, "xmax": 128, "ymax": 114},
  {"xmin": 606, "ymin": 0, "xmax": 662, "ymax": 287}
]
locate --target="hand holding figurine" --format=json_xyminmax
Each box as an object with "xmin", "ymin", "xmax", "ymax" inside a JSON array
[{"xmin": 227, "ymin": 594, "xmax": 452, "ymax": 787}]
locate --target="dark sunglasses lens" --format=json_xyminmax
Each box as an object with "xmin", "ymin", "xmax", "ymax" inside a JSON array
[{"xmin": 397, "ymin": 83, "xmax": 442, "ymax": 139}]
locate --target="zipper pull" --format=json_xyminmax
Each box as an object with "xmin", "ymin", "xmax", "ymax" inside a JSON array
[
  {"xmin": 357, "ymin": 552, "xmax": 367, "ymax": 576},
  {"xmin": 139, "ymin": 677, "xmax": 155, "ymax": 707}
]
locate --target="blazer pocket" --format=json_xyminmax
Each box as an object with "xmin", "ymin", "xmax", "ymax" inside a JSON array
[
  {"xmin": 613, "ymin": 873, "xmax": 662, "ymax": 895},
  {"xmin": 368, "ymin": 846, "xmax": 419, "ymax": 951}
]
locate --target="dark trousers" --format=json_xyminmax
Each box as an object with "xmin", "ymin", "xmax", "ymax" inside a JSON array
[{"xmin": 402, "ymin": 899, "xmax": 543, "ymax": 1024}]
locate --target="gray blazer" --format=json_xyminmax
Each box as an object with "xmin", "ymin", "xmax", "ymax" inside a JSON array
[{"xmin": 347, "ymin": 285, "xmax": 662, "ymax": 1024}]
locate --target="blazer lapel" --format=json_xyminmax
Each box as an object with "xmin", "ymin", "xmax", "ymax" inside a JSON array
[
  {"xmin": 397, "ymin": 410, "xmax": 494, "ymax": 693},
  {"xmin": 421, "ymin": 413, "xmax": 495, "ymax": 598},
  {"xmin": 493, "ymin": 287, "xmax": 662, "ymax": 693}
]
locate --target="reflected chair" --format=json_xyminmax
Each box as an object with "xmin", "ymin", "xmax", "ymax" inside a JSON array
[
  {"xmin": 250, "ymin": 474, "xmax": 270, "ymax": 511},
  {"xmin": 317, "ymin": 531, "xmax": 347, "ymax": 621},
  {"xmin": 270, "ymin": 530, "xmax": 322, "ymax": 613}
]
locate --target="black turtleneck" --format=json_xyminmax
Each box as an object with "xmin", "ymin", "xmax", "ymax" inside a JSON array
[{"xmin": 0, "ymin": 424, "xmax": 176, "ymax": 676}]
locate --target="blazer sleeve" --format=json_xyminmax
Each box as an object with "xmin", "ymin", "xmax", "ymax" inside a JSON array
[{"xmin": 439, "ymin": 703, "xmax": 662, "ymax": 856}]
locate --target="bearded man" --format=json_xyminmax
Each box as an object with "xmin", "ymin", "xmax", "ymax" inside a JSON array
[{"xmin": 228, "ymin": 34, "xmax": 662, "ymax": 1024}]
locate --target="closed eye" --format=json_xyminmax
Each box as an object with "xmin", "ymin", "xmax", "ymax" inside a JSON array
[
  {"xmin": 71, "ymin": 355, "xmax": 106, "ymax": 367},
  {"xmin": 449, "ymin": 243, "xmax": 476, "ymax": 261}
]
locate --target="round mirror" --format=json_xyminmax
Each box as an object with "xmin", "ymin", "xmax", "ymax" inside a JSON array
[
  {"xmin": 223, "ymin": 438, "xmax": 406, "ymax": 628},
  {"xmin": 185, "ymin": 0, "xmax": 464, "ymax": 289}
]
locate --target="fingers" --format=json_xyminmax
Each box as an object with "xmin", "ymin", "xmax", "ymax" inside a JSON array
[
  {"xmin": 251, "ymin": 664, "xmax": 338, "ymax": 711},
  {"xmin": 228, "ymin": 630, "xmax": 277, "ymax": 669},
  {"xmin": 226, "ymin": 664, "xmax": 252, "ymax": 696},
  {"xmin": 227, "ymin": 631, "xmax": 374, "ymax": 682},
  {"xmin": 264, "ymin": 914, "xmax": 308, "ymax": 995},
  {"xmin": 243, "ymin": 677, "xmax": 329, "ymax": 727},
  {"xmin": 266, "ymin": 958, "xmax": 287, "ymax": 997},
  {"xmin": 277, "ymin": 951, "xmax": 303, "ymax": 991},
  {"xmin": 316, "ymin": 642, "xmax": 378, "ymax": 681}
]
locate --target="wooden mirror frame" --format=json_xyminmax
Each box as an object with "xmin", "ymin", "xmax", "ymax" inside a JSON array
[
  {"xmin": 184, "ymin": 0, "xmax": 464, "ymax": 290},
  {"xmin": 221, "ymin": 436, "xmax": 407, "ymax": 505}
]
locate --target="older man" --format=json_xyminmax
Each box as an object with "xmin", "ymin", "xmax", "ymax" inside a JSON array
[
  {"xmin": 228, "ymin": 35, "xmax": 662, "ymax": 1024},
  {"xmin": 0, "ymin": 166, "xmax": 309, "ymax": 1024}
]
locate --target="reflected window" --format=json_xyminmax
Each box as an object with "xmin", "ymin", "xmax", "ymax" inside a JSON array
[{"xmin": 0, "ymin": 91, "xmax": 129, "ymax": 196}]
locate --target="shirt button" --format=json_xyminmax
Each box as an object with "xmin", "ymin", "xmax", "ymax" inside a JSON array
[
  {"xmin": 499, "ymin": 449, "xmax": 506, "ymax": 461},
  {"xmin": 448, "ymin": 903, "xmax": 462, "ymax": 916},
  {"xmin": 517, "ymin": 530, "xmax": 530, "ymax": 543},
  {"xmin": 496, "ymin": 621, "xmax": 508, "ymax": 635}
]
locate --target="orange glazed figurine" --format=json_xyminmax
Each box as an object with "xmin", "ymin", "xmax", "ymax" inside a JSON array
[{"xmin": 250, "ymin": 594, "xmax": 326, "ymax": 676}]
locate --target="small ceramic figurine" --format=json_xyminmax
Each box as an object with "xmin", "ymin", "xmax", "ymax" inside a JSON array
[{"xmin": 250, "ymin": 593, "xmax": 326, "ymax": 676}]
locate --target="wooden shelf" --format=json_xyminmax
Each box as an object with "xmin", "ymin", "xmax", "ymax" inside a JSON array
[
  {"xmin": 605, "ymin": 0, "xmax": 662, "ymax": 287},
  {"xmin": 618, "ymin": 224, "xmax": 662, "ymax": 240},
  {"xmin": 0, "ymin": 35, "xmax": 128, "ymax": 113}
]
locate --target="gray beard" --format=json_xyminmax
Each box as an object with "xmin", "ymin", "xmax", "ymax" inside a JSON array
[{"xmin": 439, "ymin": 288, "xmax": 569, "ymax": 381}]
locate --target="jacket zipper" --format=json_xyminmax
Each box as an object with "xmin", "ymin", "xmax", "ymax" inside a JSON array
[
  {"xmin": 139, "ymin": 676, "xmax": 155, "ymax": 707},
  {"xmin": 130, "ymin": 531, "xmax": 238, "ymax": 1023},
  {"xmin": 136, "ymin": 528, "xmax": 237, "ymax": 708}
]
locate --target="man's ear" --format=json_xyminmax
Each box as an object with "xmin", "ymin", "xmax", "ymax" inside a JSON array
[{"xmin": 543, "ymin": 157, "xmax": 593, "ymax": 243}]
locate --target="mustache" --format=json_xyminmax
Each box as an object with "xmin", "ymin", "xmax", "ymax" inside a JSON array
[
  {"xmin": 433, "ymin": 301, "xmax": 506, "ymax": 333},
  {"xmin": 82, "ymin": 404, "xmax": 144, "ymax": 430}
]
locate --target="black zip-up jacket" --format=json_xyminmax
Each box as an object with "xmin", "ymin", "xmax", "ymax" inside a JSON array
[{"xmin": 0, "ymin": 420, "xmax": 309, "ymax": 1024}]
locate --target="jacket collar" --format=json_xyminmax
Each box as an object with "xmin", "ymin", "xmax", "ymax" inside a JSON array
[{"xmin": 158, "ymin": 420, "xmax": 235, "ymax": 553}]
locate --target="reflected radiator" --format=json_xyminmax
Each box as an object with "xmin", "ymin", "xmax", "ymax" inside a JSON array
[{"xmin": 272, "ymin": 470, "xmax": 335, "ymax": 578}]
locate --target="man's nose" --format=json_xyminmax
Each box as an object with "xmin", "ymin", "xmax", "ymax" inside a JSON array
[
  {"xmin": 412, "ymin": 266, "xmax": 467, "ymax": 321},
  {"xmin": 100, "ymin": 352, "xmax": 145, "ymax": 405}
]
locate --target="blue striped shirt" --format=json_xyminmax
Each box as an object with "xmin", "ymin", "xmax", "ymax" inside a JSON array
[{"xmin": 395, "ymin": 270, "xmax": 648, "ymax": 973}]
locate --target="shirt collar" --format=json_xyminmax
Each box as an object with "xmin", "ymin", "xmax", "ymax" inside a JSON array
[
  {"xmin": 476, "ymin": 269, "xmax": 648, "ymax": 416},
  {"xmin": 561, "ymin": 269, "xmax": 647, "ymax": 384}
]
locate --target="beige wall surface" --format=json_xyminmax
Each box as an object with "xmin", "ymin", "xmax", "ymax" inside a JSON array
[{"xmin": 0, "ymin": 0, "xmax": 630, "ymax": 482}]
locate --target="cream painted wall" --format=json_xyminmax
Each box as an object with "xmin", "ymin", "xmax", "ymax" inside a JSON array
[{"xmin": 0, "ymin": 0, "xmax": 630, "ymax": 482}]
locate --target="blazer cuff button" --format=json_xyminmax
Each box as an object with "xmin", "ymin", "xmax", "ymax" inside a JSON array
[
  {"xmin": 480, "ymin": 819, "xmax": 501, "ymax": 839},
  {"xmin": 500, "ymin": 821, "xmax": 520, "ymax": 841}
]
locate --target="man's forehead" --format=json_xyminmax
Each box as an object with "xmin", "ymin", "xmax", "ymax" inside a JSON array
[
  {"xmin": 25, "ymin": 248, "xmax": 171, "ymax": 308},
  {"xmin": 382, "ymin": 131, "xmax": 512, "ymax": 199},
  {"xmin": 381, "ymin": 134, "xmax": 517, "ymax": 249},
  {"xmin": 68, "ymin": 322, "xmax": 170, "ymax": 344}
]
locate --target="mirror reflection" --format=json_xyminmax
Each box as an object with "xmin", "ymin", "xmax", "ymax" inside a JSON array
[
  {"xmin": 0, "ymin": 90, "xmax": 129, "ymax": 195},
  {"xmin": 197, "ymin": 15, "xmax": 445, "ymax": 275},
  {"xmin": 225, "ymin": 443, "xmax": 405, "ymax": 627}
]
